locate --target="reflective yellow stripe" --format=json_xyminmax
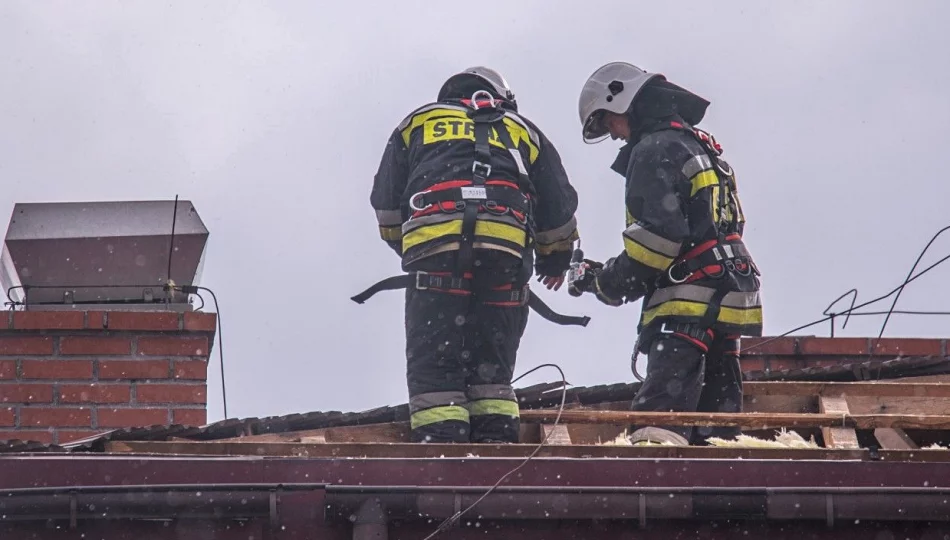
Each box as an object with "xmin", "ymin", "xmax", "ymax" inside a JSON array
[
  {"xmin": 468, "ymin": 399, "xmax": 520, "ymax": 418},
  {"xmin": 690, "ymin": 169, "xmax": 719, "ymax": 196},
  {"xmin": 641, "ymin": 300, "xmax": 763, "ymax": 327},
  {"xmin": 536, "ymin": 229, "xmax": 579, "ymax": 255},
  {"xmin": 410, "ymin": 405, "xmax": 470, "ymax": 429},
  {"xmin": 719, "ymin": 305, "xmax": 763, "ymax": 326},
  {"xmin": 624, "ymin": 237, "xmax": 674, "ymax": 271},
  {"xmin": 402, "ymin": 220, "xmax": 526, "ymax": 252},
  {"xmin": 379, "ymin": 226, "xmax": 402, "ymax": 242},
  {"xmin": 400, "ymin": 108, "xmax": 539, "ymax": 163},
  {"xmin": 401, "ymin": 109, "xmax": 468, "ymax": 145}
]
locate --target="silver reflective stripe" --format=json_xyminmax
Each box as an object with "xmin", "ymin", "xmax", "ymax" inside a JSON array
[
  {"xmin": 397, "ymin": 103, "xmax": 469, "ymax": 130},
  {"xmin": 722, "ymin": 244, "xmax": 735, "ymax": 258},
  {"xmin": 646, "ymin": 284, "xmax": 761, "ymax": 309},
  {"xmin": 682, "ymin": 154, "xmax": 713, "ymax": 179},
  {"xmin": 410, "ymin": 390, "xmax": 468, "ymax": 412},
  {"xmin": 504, "ymin": 112, "xmax": 540, "ymax": 148},
  {"xmin": 536, "ymin": 216, "xmax": 578, "ymax": 245},
  {"xmin": 623, "ymin": 222, "xmax": 681, "ymax": 257},
  {"xmin": 376, "ymin": 209, "xmax": 402, "ymax": 227},
  {"xmin": 508, "ymin": 149, "xmax": 528, "ymax": 175},
  {"xmin": 467, "ymin": 384, "xmax": 516, "ymax": 401},
  {"xmin": 402, "ymin": 212, "xmax": 524, "ymax": 234}
]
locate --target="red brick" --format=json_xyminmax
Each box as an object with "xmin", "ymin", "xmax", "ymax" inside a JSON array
[
  {"xmin": 60, "ymin": 337, "xmax": 131, "ymax": 356},
  {"xmin": 20, "ymin": 360, "xmax": 93, "ymax": 380},
  {"xmin": 98, "ymin": 407, "xmax": 169, "ymax": 428},
  {"xmin": 85, "ymin": 311, "xmax": 107, "ymax": 330},
  {"xmin": 741, "ymin": 337, "xmax": 798, "ymax": 356},
  {"xmin": 739, "ymin": 358, "xmax": 765, "ymax": 371},
  {"xmin": 107, "ymin": 312, "xmax": 180, "ymax": 331},
  {"xmin": 137, "ymin": 336, "xmax": 208, "ymax": 357},
  {"xmin": 0, "ymin": 430, "xmax": 53, "ymax": 444},
  {"xmin": 0, "ymin": 383, "xmax": 54, "ymax": 404},
  {"xmin": 98, "ymin": 359, "xmax": 170, "ymax": 380},
  {"xmin": 59, "ymin": 383, "xmax": 131, "ymax": 404},
  {"xmin": 0, "ymin": 407, "xmax": 13, "ymax": 426},
  {"xmin": 0, "ymin": 360, "xmax": 15, "ymax": 380},
  {"xmin": 871, "ymin": 338, "xmax": 943, "ymax": 357},
  {"xmin": 56, "ymin": 429, "xmax": 108, "ymax": 444},
  {"xmin": 12, "ymin": 311, "xmax": 84, "ymax": 330},
  {"xmin": 20, "ymin": 407, "xmax": 91, "ymax": 428},
  {"xmin": 136, "ymin": 383, "xmax": 206, "ymax": 404},
  {"xmin": 0, "ymin": 336, "xmax": 53, "ymax": 356},
  {"xmin": 173, "ymin": 408, "xmax": 207, "ymax": 426},
  {"xmin": 798, "ymin": 337, "xmax": 868, "ymax": 356},
  {"xmin": 184, "ymin": 312, "xmax": 217, "ymax": 332},
  {"xmin": 173, "ymin": 360, "xmax": 207, "ymax": 380}
]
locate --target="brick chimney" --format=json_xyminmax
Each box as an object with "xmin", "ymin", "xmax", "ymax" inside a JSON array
[
  {"xmin": 0, "ymin": 200, "xmax": 215, "ymax": 445},
  {"xmin": 0, "ymin": 310, "xmax": 216, "ymax": 444}
]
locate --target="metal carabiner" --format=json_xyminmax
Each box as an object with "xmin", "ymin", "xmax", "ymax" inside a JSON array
[
  {"xmin": 715, "ymin": 158, "xmax": 733, "ymax": 177},
  {"xmin": 666, "ymin": 262, "xmax": 692, "ymax": 285},
  {"xmin": 470, "ymin": 90, "xmax": 496, "ymax": 109},
  {"xmin": 409, "ymin": 191, "xmax": 432, "ymax": 212}
]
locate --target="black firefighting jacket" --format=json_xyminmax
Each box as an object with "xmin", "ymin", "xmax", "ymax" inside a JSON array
[
  {"xmin": 370, "ymin": 98, "xmax": 580, "ymax": 277},
  {"xmin": 592, "ymin": 115, "xmax": 763, "ymax": 340}
]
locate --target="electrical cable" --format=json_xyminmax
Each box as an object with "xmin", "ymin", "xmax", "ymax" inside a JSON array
[
  {"xmin": 822, "ymin": 288, "xmax": 858, "ymax": 336},
  {"xmin": 872, "ymin": 224, "xmax": 950, "ymax": 349},
  {"xmin": 191, "ymin": 292, "xmax": 205, "ymax": 311},
  {"xmin": 746, "ymin": 235, "xmax": 950, "ymax": 352},
  {"xmin": 192, "ymin": 286, "xmax": 227, "ymax": 420},
  {"xmin": 421, "ymin": 362, "xmax": 569, "ymax": 540}
]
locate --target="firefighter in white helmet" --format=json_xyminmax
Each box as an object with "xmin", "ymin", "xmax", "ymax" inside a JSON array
[{"xmin": 571, "ymin": 62, "xmax": 764, "ymax": 446}]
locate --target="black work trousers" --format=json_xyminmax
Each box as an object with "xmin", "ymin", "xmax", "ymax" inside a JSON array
[
  {"xmin": 630, "ymin": 330, "xmax": 743, "ymax": 445},
  {"xmin": 404, "ymin": 250, "xmax": 529, "ymax": 444}
]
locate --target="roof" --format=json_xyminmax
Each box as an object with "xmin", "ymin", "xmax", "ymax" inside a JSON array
[{"xmin": 2, "ymin": 335, "xmax": 950, "ymax": 536}]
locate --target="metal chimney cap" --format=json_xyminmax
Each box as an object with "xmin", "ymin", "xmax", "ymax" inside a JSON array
[{"xmin": 1, "ymin": 199, "xmax": 210, "ymax": 310}]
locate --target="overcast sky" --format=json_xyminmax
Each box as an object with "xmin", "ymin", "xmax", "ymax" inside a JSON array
[{"xmin": 2, "ymin": 1, "xmax": 949, "ymax": 422}]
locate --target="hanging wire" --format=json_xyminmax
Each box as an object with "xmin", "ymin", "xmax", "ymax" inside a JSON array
[
  {"xmin": 746, "ymin": 225, "xmax": 950, "ymax": 352},
  {"xmin": 421, "ymin": 362, "xmax": 569, "ymax": 540}
]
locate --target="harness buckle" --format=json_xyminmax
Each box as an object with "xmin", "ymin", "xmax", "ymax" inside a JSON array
[
  {"xmin": 472, "ymin": 160, "xmax": 492, "ymax": 178},
  {"xmin": 415, "ymin": 271, "xmax": 429, "ymax": 291},
  {"xmin": 409, "ymin": 191, "xmax": 431, "ymax": 212}
]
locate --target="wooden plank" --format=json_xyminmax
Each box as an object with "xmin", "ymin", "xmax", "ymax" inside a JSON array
[
  {"xmin": 846, "ymin": 397, "xmax": 950, "ymax": 416},
  {"xmin": 819, "ymin": 396, "xmax": 860, "ymax": 449},
  {"xmin": 744, "ymin": 381, "xmax": 950, "ymax": 398},
  {"xmin": 519, "ymin": 409, "xmax": 950, "ymax": 430},
  {"xmin": 541, "ymin": 424, "xmax": 572, "ymax": 445},
  {"xmin": 874, "ymin": 428, "xmax": 919, "ymax": 450},
  {"xmin": 214, "ymin": 422, "xmax": 411, "ymax": 443},
  {"xmin": 102, "ymin": 440, "xmax": 950, "ymax": 462}
]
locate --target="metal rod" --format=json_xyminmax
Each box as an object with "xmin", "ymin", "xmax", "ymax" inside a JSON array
[{"xmin": 165, "ymin": 194, "xmax": 179, "ymax": 303}]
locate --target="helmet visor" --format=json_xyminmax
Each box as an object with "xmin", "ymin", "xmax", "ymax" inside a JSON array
[{"xmin": 582, "ymin": 110, "xmax": 610, "ymax": 144}]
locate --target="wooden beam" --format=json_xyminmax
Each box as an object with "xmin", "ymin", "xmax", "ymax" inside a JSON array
[
  {"xmin": 744, "ymin": 381, "xmax": 950, "ymax": 398},
  {"xmin": 874, "ymin": 428, "xmax": 919, "ymax": 450},
  {"xmin": 214, "ymin": 422, "xmax": 411, "ymax": 443},
  {"xmin": 845, "ymin": 397, "xmax": 950, "ymax": 416},
  {"xmin": 819, "ymin": 396, "xmax": 860, "ymax": 449},
  {"xmin": 102, "ymin": 440, "xmax": 950, "ymax": 462},
  {"xmin": 519, "ymin": 409, "xmax": 950, "ymax": 430}
]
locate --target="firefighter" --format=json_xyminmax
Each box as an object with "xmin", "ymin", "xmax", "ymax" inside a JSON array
[
  {"xmin": 356, "ymin": 67, "xmax": 582, "ymax": 444},
  {"xmin": 571, "ymin": 62, "xmax": 764, "ymax": 446}
]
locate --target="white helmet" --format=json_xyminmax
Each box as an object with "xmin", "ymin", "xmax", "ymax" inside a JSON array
[{"xmin": 578, "ymin": 62, "xmax": 709, "ymax": 143}]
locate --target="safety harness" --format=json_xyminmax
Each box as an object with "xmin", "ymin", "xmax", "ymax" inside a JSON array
[
  {"xmin": 352, "ymin": 91, "xmax": 590, "ymax": 328},
  {"xmin": 644, "ymin": 121, "xmax": 760, "ymax": 352}
]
